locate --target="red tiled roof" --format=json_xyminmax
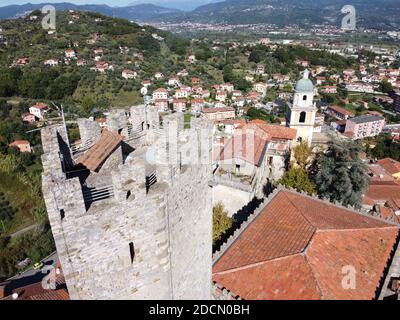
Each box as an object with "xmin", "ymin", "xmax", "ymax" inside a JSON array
[
  {"xmin": 32, "ymin": 102, "xmax": 49, "ymax": 110},
  {"xmin": 366, "ymin": 182, "xmax": 400, "ymax": 202},
  {"xmin": 9, "ymin": 140, "xmax": 30, "ymax": 146},
  {"xmin": 217, "ymin": 133, "xmax": 267, "ymax": 167},
  {"xmin": 77, "ymin": 129, "xmax": 123, "ymax": 172},
  {"xmin": 245, "ymin": 121, "xmax": 297, "ymax": 141},
  {"xmin": 377, "ymin": 158, "xmax": 400, "ymax": 175},
  {"xmin": 4, "ymin": 265, "xmax": 69, "ymax": 300},
  {"xmin": 327, "ymin": 105, "xmax": 355, "ymax": 117},
  {"xmin": 202, "ymin": 107, "xmax": 235, "ymax": 114},
  {"xmin": 213, "ymin": 190, "xmax": 399, "ymax": 300}
]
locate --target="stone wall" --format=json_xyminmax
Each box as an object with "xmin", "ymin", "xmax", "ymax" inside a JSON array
[{"xmin": 42, "ymin": 113, "xmax": 214, "ymax": 300}]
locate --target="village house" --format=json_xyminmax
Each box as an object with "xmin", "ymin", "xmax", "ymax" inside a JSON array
[
  {"xmin": 273, "ymin": 73, "xmax": 290, "ymax": 83},
  {"xmin": 141, "ymin": 80, "xmax": 151, "ymax": 87},
  {"xmin": 77, "ymin": 59, "xmax": 87, "ymax": 66},
  {"xmin": 253, "ymin": 82, "xmax": 267, "ymax": 96},
  {"xmin": 65, "ymin": 49, "xmax": 76, "ymax": 59},
  {"xmin": 326, "ymin": 105, "xmax": 355, "ymax": 120},
  {"xmin": 191, "ymin": 77, "xmax": 201, "ymax": 85},
  {"xmin": 202, "ymin": 107, "xmax": 235, "ymax": 121},
  {"xmin": 212, "ymin": 121, "xmax": 296, "ymax": 215},
  {"xmin": 215, "ymin": 119, "xmax": 246, "ymax": 135},
  {"xmin": 346, "ymin": 82, "xmax": 375, "ymax": 93},
  {"xmin": 191, "ymin": 98, "xmax": 205, "ymax": 114},
  {"xmin": 93, "ymin": 48, "xmax": 104, "ymax": 56},
  {"xmin": 175, "ymin": 88, "xmax": 189, "ymax": 99},
  {"xmin": 221, "ymin": 83, "xmax": 234, "ymax": 93},
  {"xmin": 122, "ymin": 69, "xmax": 137, "ymax": 80},
  {"xmin": 216, "ymin": 91, "xmax": 227, "ymax": 102},
  {"xmin": 14, "ymin": 57, "xmax": 29, "ymax": 66},
  {"xmin": 92, "ymin": 61, "xmax": 112, "ymax": 73},
  {"xmin": 152, "ymin": 88, "xmax": 168, "ymax": 100},
  {"xmin": 344, "ymin": 115, "xmax": 385, "ymax": 140},
  {"xmin": 321, "ymin": 85, "xmax": 337, "ymax": 94},
  {"xmin": 173, "ymin": 99, "xmax": 186, "ymax": 112},
  {"xmin": 154, "ymin": 99, "xmax": 169, "ymax": 112},
  {"xmin": 177, "ymin": 69, "xmax": 188, "ymax": 77},
  {"xmin": 168, "ymin": 77, "xmax": 181, "ymax": 87},
  {"xmin": 188, "ymin": 55, "xmax": 196, "ymax": 64},
  {"xmin": 44, "ymin": 59, "xmax": 59, "ymax": 67},
  {"xmin": 154, "ymin": 72, "xmax": 164, "ymax": 80},
  {"xmin": 29, "ymin": 103, "xmax": 49, "ymax": 120},
  {"xmin": 245, "ymin": 75, "xmax": 255, "ymax": 83},
  {"xmin": 315, "ymin": 76, "xmax": 326, "ymax": 85},
  {"xmin": 21, "ymin": 112, "xmax": 36, "ymax": 124},
  {"xmin": 255, "ymin": 64, "xmax": 265, "ymax": 75},
  {"xmin": 9, "ymin": 140, "xmax": 32, "ymax": 153},
  {"xmin": 202, "ymin": 90, "xmax": 211, "ymax": 99},
  {"xmin": 377, "ymin": 158, "xmax": 400, "ymax": 180},
  {"xmin": 296, "ymin": 59, "xmax": 310, "ymax": 67}
]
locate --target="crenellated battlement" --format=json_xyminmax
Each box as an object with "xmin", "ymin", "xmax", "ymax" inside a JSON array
[{"xmin": 41, "ymin": 106, "xmax": 214, "ymax": 300}]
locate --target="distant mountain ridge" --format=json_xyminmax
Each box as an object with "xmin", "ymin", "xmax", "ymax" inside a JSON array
[
  {"xmin": 0, "ymin": 1, "xmax": 399, "ymax": 30},
  {"xmin": 0, "ymin": 2, "xmax": 182, "ymax": 21}
]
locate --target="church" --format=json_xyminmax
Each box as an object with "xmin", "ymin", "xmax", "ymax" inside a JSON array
[{"xmin": 287, "ymin": 69, "xmax": 317, "ymax": 145}]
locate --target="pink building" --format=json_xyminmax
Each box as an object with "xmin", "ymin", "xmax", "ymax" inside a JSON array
[{"xmin": 345, "ymin": 115, "xmax": 385, "ymax": 140}]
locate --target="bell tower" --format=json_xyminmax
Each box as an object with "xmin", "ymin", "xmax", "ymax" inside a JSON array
[{"xmin": 287, "ymin": 69, "xmax": 316, "ymax": 145}]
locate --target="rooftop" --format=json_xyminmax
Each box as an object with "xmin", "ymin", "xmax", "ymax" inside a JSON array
[
  {"xmin": 349, "ymin": 115, "xmax": 385, "ymax": 124},
  {"xmin": 217, "ymin": 133, "xmax": 267, "ymax": 167},
  {"xmin": 213, "ymin": 189, "xmax": 399, "ymax": 300},
  {"xmin": 77, "ymin": 129, "xmax": 123, "ymax": 172},
  {"xmin": 377, "ymin": 158, "xmax": 400, "ymax": 175}
]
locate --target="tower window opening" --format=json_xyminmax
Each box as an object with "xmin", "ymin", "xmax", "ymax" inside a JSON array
[
  {"xmin": 303, "ymin": 95, "xmax": 307, "ymax": 101},
  {"xmin": 129, "ymin": 242, "xmax": 135, "ymax": 264},
  {"xmin": 60, "ymin": 209, "xmax": 65, "ymax": 221},
  {"xmin": 299, "ymin": 111, "xmax": 306, "ymax": 123}
]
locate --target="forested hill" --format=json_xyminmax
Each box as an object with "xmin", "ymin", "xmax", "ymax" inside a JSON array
[
  {"xmin": 0, "ymin": 10, "xmax": 190, "ymax": 112},
  {"xmin": 181, "ymin": 0, "xmax": 400, "ymax": 29}
]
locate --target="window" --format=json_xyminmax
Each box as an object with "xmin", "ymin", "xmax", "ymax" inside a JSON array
[
  {"xmin": 299, "ymin": 111, "xmax": 306, "ymax": 123},
  {"xmin": 129, "ymin": 242, "xmax": 135, "ymax": 264},
  {"xmin": 303, "ymin": 95, "xmax": 307, "ymax": 101},
  {"xmin": 236, "ymin": 164, "xmax": 241, "ymax": 173},
  {"xmin": 60, "ymin": 209, "xmax": 65, "ymax": 221}
]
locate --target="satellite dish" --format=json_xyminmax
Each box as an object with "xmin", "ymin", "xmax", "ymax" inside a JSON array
[{"xmin": 140, "ymin": 87, "xmax": 148, "ymax": 96}]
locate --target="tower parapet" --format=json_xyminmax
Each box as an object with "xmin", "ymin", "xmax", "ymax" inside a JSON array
[{"xmin": 41, "ymin": 110, "xmax": 213, "ymax": 300}]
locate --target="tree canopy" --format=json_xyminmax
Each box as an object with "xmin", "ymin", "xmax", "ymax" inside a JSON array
[{"xmin": 313, "ymin": 138, "xmax": 370, "ymax": 208}]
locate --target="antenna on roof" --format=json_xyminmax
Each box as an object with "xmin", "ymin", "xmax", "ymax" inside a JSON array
[{"xmin": 51, "ymin": 102, "xmax": 70, "ymax": 149}]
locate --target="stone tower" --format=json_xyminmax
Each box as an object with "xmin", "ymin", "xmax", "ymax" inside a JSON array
[
  {"xmin": 41, "ymin": 110, "xmax": 213, "ymax": 300},
  {"xmin": 287, "ymin": 69, "xmax": 317, "ymax": 145}
]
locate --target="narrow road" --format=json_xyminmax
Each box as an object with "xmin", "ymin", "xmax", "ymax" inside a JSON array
[
  {"xmin": 9, "ymin": 223, "xmax": 38, "ymax": 239},
  {"xmin": 5, "ymin": 252, "xmax": 59, "ymax": 290}
]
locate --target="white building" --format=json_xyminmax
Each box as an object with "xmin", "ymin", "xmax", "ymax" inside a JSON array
[{"xmin": 287, "ymin": 69, "xmax": 317, "ymax": 145}]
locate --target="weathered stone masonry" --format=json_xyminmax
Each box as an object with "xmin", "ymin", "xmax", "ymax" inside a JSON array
[{"xmin": 42, "ymin": 110, "xmax": 213, "ymax": 300}]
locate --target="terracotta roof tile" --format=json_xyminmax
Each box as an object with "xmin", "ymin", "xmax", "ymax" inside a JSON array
[
  {"xmin": 212, "ymin": 190, "xmax": 399, "ymax": 300},
  {"xmin": 77, "ymin": 129, "xmax": 123, "ymax": 172},
  {"xmin": 377, "ymin": 158, "xmax": 400, "ymax": 175},
  {"xmin": 245, "ymin": 121, "xmax": 297, "ymax": 140},
  {"xmin": 217, "ymin": 133, "xmax": 267, "ymax": 167}
]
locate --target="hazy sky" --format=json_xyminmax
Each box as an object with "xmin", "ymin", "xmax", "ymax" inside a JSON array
[
  {"xmin": 0, "ymin": 0, "xmax": 216, "ymax": 7},
  {"xmin": 0, "ymin": 1, "xmax": 134, "ymax": 6}
]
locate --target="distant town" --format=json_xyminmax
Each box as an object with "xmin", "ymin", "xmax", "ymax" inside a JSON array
[{"xmin": 0, "ymin": 7, "xmax": 399, "ymax": 301}]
